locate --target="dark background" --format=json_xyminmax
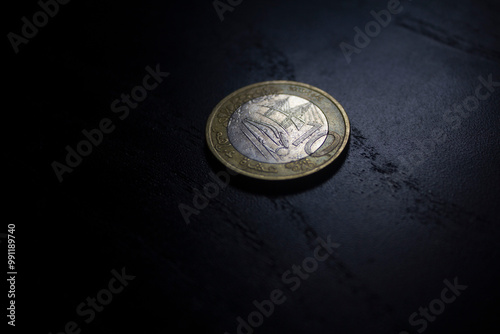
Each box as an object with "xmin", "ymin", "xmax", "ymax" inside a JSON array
[{"xmin": 5, "ymin": 0, "xmax": 500, "ymax": 333}]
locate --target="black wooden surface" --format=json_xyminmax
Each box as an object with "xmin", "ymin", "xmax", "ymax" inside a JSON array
[{"xmin": 6, "ymin": 0, "xmax": 500, "ymax": 333}]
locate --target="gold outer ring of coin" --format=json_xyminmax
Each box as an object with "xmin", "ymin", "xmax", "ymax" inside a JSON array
[{"xmin": 206, "ymin": 80, "xmax": 350, "ymax": 180}]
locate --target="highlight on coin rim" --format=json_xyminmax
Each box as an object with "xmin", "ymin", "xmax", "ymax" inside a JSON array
[{"xmin": 205, "ymin": 80, "xmax": 350, "ymax": 180}]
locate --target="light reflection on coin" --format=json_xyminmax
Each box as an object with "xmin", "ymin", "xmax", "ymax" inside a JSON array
[
  {"xmin": 227, "ymin": 94, "xmax": 328, "ymax": 164},
  {"xmin": 206, "ymin": 81, "xmax": 350, "ymax": 180}
]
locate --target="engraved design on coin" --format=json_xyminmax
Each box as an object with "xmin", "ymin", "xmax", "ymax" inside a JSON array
[
  {"xmin": 206, "ymin": 80, "xmax": 350, "ymax": 180},
  {"xmin": 285, "ymin": 158, "xmax": 316, "ymax": 172},
  {"xmin": 227, "ymin": 94, "xmax": 329, "ymax": 164},
  {"xmin": 212, "ymin": 129, "xmax": 235, "ymax": 158}
]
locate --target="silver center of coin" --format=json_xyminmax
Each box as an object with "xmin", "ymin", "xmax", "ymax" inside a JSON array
[{"xmin": 227, "ymin": 94, "xmax": 328, "ymax": 164}]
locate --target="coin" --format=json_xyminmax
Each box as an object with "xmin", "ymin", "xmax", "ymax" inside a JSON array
[{"xmin": 206, "ymin": 81, "xmax": 350, "ymax": 180}]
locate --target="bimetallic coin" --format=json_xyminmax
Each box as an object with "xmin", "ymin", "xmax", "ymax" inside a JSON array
[{"xmin": 206, "ymin": 81, "xmax": 350, "ymax": 180}]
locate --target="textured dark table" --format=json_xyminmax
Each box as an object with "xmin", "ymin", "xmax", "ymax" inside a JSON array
[{"xmin": 6, "ymin": 0, "xmax": 500, "ymax": 333}]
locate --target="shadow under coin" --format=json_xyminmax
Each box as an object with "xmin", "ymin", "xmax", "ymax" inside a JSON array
[{"xmin": 204, "ymin": 141, "xmax": 350, "ymax": 197}]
